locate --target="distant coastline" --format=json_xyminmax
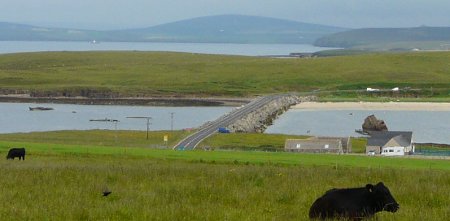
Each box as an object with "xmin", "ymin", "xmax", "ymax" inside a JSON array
[
  {"xmin": 0, "ymin": 95, "xmax": 250, "ymax": 107},
  {"xmin": 2, "ymin": 95, "xmax": 450, "ymax": 110},
  {"xmin": 0, "ymin": 41, "xmax": 337, "ymax": 56}
]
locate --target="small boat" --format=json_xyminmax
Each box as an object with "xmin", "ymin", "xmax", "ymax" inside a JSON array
[
  {"xmin": 29, "ymin": 107, "xmax": 54, "ymax": 111},
  {"xmin": 355, "ymin": 129, "xmax": 369, "ymax": 135},
  {"xmin": 90, "ymin": 118, "xmax": 118, "ymax": 122}
]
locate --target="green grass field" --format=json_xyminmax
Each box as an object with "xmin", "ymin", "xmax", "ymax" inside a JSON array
[
  {"xmin": 0, "ymin": 51, "xmax": 449, "ymax": 99},
  {"xmin": 0, "ymin": 130, "xmax": 191, "ymax": 149},
  {"xmin": 0, "ymin": 130, "xmax": 367, "ymax": 153},
  {"xmin": 0, "ymin": 129, "xmax": 449, "ymax": 220},
  {"xmin": 0, "ymin": 144, "xmax": 449, "ymax": 220}
]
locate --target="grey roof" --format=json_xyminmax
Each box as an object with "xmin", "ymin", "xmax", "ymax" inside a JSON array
[{"xmin": 367, "ymin": 131, "xmax": 413, "ymax": 147}]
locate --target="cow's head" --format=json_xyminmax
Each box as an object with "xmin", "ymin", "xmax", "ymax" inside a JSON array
[{"xmin": 366, "ymin": 182, "xmax": 399, "ymax": 213}]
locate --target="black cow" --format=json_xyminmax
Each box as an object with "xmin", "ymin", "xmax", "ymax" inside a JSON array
[
  {"xmin": 309, "ymin": 182, "xmax": 399, "ymax": 220},
  {"xmin": 6, "ymin": 148, "xmax": 26, "ymax": 160}
]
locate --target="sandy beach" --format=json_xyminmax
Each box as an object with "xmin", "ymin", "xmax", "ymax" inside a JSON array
[{"xmin": 293, "ymin": 102, "xmax": 450, "ymax": 111}]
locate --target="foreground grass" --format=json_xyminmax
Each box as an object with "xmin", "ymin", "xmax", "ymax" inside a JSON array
[
  {"xmin": 0, "ymin": 51, "xmax": 449, "ymax": 98},
  {"xmin": 0, "ymin": 132, "xmax": 448, "ymax": 220},
  {"xmin": 0, "ymin": 153, "xmax": 448, "ymax": 221}
]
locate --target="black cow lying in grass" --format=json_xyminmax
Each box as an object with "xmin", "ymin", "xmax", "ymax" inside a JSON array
[
  {"xmin": 309, "ymin": 182, "xmax": 399, "ymax": 220},
  {"xmin": 6, "ymin": 148, "xmax": 26, "ymax": 160}
]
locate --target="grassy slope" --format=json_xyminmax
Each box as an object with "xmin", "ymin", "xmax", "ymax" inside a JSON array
[
  {"xmin": 0, "ymin": 51, "xmax": 449, "ymax": 97},
  {"xmin": 0, "ymin": 149, "xmax": 449, "ymax": 220},
  {"xmin": 0, "ymin": 131, "xmax": 448, "ymax": 220}
]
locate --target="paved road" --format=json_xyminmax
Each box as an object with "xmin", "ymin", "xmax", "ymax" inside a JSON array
[{"xmin": 173, "ymin": 95, "xmax": 285, "ymax": 150}]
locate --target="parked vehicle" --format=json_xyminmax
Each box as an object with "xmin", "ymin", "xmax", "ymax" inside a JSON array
[
  {"xmin": 367, "ymin": 150, "xmax": 376, "ymax": 156},
  {"xmin": 218, "ymin": 127, "xmax": 230, "ymax": 133}
]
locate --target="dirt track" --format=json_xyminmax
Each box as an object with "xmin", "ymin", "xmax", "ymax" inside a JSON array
[{"xmin": 293, "ymin": 102, "xmax": 450, "ymax": 111}]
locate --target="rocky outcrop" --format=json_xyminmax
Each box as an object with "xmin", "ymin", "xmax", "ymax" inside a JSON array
[
  {"xmin": 227, "ymin": 95, "xmax": 314, "ymax": 133},
  {"xmin": 362, "ymin": 114, "xmax": 388, "ymax": 132}
]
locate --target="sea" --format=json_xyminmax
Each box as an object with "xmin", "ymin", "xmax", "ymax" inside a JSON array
[
  {"xmin": 266, "ymin": 109, "xmax": 450, "ymax": 145},
  {"xmin": 0, "ymin": 41, "xmax": 335, "ymax": 56},
  {"xmin": 0, "ymin": 102, "xmax": 449, "ymax": 144},
  {"xmin": 0, "ymin": 102, "xmax": 232, "ymax": 133}
]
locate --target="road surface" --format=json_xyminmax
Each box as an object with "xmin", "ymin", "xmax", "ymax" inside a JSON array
[{"xmin": 173, "ymin": 95, "xmax": 286, "ymax": 150}]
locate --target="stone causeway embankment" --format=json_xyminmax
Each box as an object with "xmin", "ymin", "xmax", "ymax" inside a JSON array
[{"xmin": 227, "ymin": 95, "xmax": 316, "ymax": 133}]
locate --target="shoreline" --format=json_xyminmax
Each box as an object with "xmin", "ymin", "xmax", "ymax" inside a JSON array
[
  {"xmin": 293, "ymin": 102, "xmax": 450, "ymax": 111},
  {"xmin": 1, "ymin": 95, "xmax": 450, "ymax": 110},
  {"xmin": 0, "ymin": 95, "xmax": 251, "ymax": 107}
]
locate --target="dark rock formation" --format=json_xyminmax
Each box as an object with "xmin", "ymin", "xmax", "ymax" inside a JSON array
[{"xmin": 362, "ymin": 115, "xmax": 388, "ymax": 132}]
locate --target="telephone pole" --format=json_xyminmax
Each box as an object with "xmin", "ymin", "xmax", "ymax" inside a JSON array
[
  {"xmin": 170, "ymin": 112, "xmax": 174, "ymax": 131},
  {"xmin": 126, "ymin": 116, "xmax": 152, "ymax": 139}
]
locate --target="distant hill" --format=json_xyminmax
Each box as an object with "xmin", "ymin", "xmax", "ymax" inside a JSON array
[
  {"xmin": 314, "ymin": 27, "xmax": 450, "ymax": 50},
  {"xmin": 0, "ymin": 22, "xmax": 104, "ymax": 41},
  {"xmin": 0, "ymin": 15, "xmax": 347, "ymax": 44},
  {"xmin": 125, "ymin": 14, "xmax": 347, "ymax": 44}
]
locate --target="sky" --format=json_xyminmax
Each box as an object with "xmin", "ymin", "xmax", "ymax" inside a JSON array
[{"xmin": 1, "ymin": 0, "xmax": 449, "ymax": 30}]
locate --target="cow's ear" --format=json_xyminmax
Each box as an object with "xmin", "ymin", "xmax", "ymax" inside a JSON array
[{"xmin": 366, "ymin": 184, "xmax": 374, "ymax": 192}]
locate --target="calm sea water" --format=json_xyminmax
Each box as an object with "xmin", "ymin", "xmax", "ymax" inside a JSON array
[
  {"xmin": 266, "ymin": 110, "xmax": 450, "ymax": 144},
  {"xmin": 0, "ymin": 103, "xmax": 232, "ymax": 133},
  {"xmin": 0, "ymin": 41, "xmax": 336, "ymax": 56},
  {"xmin": 1, "ymin": 103, "xmax": 448, "ymax": 144}
]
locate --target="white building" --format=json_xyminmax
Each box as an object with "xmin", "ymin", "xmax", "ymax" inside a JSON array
[{"xmin": 366, "ymin": 131, "xmax": 414, "ymax": 156}]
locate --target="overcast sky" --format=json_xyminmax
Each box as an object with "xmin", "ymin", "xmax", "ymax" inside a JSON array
[{"xmin": 1, "ymin": 0, "xmax": 449, "ymax": 30}]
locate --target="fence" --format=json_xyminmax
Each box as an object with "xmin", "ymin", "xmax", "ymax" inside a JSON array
[{"xmin": 415, "ymin": 149, "xmax": 450, "ymax": 156}]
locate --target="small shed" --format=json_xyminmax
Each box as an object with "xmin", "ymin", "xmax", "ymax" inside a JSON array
[
  {"xmin": 366, "ymin": 131, "xmax": 414, "ymax": 156},
  {"xmin": 285, "ymin": 137, "xmax": 351, "ymax": 154}
]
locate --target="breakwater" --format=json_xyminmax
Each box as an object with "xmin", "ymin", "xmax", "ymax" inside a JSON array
[{"xmin": 228, "ymin": 95, "xmax": 315, "ymax": 133}]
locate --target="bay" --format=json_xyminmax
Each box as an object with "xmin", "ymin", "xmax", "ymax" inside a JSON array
[
  {"xmin": 0, "ymin": 41, "xmax": 336, "ymax": 56},
  {"xmin": 0, "ymin": 102, "xmax": 232, "ymax": 133},
  {"xmin": 266, "ymin": 109, "xmax": 450, "ymax": 144},
  {"xmin": 1, "ymin": 102, "xmax": 449, "ymax": 144}
]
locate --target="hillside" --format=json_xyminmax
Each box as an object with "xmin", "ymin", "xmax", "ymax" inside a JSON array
[
  {"xmin": 0, "ymin": 22, "xmax": 105, "ymax": 41},
  {"xmin": 0, "ymin": 15, "xmax": 346, "ymax": 44},
  {"xmin": 314, "ymin": 26, "xmax": 450, "ymax": 50},
  {"xmin": 0, "ymin": 51, "xmax": 448, "ymax": 99},
  {"xmin": 125, "ymin": 14, "xmax": 347, "ymax": 44}
]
